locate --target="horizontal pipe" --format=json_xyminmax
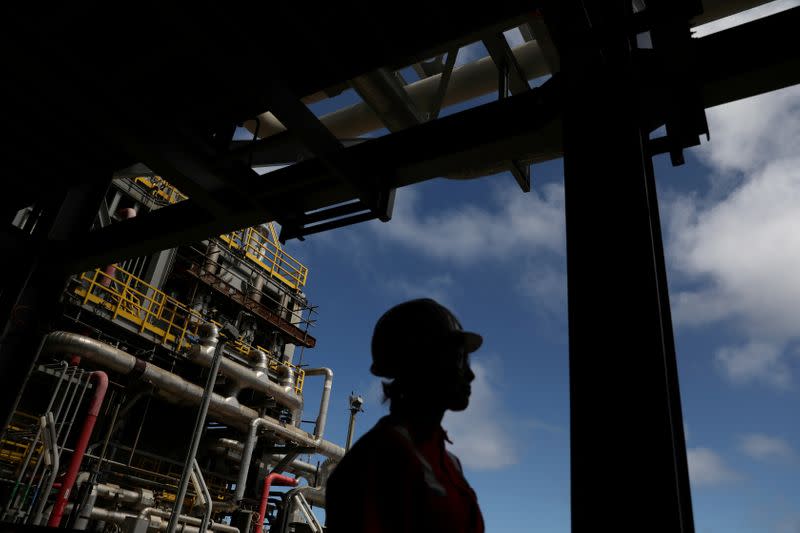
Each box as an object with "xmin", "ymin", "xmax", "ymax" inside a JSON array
[
  {"xmin": 245, "ymin": 40, "xmax": 547, "ymax": 141},
  {"xmin": 95, "ymin": 483, "xmax": 154, "ymax": 508},
  {"xmin": 42, "ymin": 332, "xmax": 344, "ymax": 460},
  {"xmin": 75, "ymin": 505, "xmax": 239, "ymax": 533},
  {"xmin": 234, "ymin": 417, "xmax": 346, "ymax": 504},
  {"xmin": 242, "ymin": 0, "xmax": 768, "ymax": 149},
  {"xmin": 187, "ymin": 343, "xmax": 302, "ymax": 411},
  {"xmin": 209, "ymin": 439, "xmax": 319, "ymax": 479}
]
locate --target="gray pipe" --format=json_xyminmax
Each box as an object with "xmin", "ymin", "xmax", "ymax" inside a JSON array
[
  {"xmin": 210, "ymin": 439, "xmax": 318, "ymax": 480},
  {"xmin": 234, "ymin": 417, "xmax": 345, "ymax": 503},
  {"xmin": 167, "ymin": 325, "xmax": 223, "ymax": 533},
  {"xmin": 94, "ymin": 483, "xmax": 154, "ymax": 508},
  {"xmin": 187, "ymin": 343, "xmax": 301, "ymax": 411},
  {"xmin": 243, "ymin": 0, "xmax": 768, "ymax": 142},
  {"xmin": 293, "ymin": 486, "xmax": 326, "ymax": 509},
  {"xmin": 76, "ymin": 505, "xmax": 240, "ymax": 533},
  {"xmin": 248, "ymin": 349, "xmax": 269, "ymax": 372},
  {"xmin": 303, "ymin": 368, "xmax": 333, "ymax": 439},
  {"xmin": 292, "ymin": 493, "xmax": 323, "ymax": 533},
  {"xmin": 203, "ymin": 242, "xmax": 220, "ymax": 276},
  {"xmin": 192, "ymin": 459, "xmax": 212, "ymax": 533},
  {"xmin": 41, "ymin": 332, "xmax": 344, "ymax": 459},
  {"xmin": 245, "ymin": 40, "xmax": 547, "ymax": 140},
  {"xmin": 31, "ymin": 412, "xmax": 59, "ymax": 525}
]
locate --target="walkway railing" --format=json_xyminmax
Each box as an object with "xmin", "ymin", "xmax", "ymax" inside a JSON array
[
  {"xmin": 132, "ymin": 175, "xmax": 308, "ymax": 291},
  {"xmin": 72, "ymin": 266, "xmax": 305, "ymax": 394}
]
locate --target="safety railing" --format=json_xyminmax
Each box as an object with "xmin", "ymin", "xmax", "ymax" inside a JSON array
[
  {"xmin": 218, "ymin": 227, "xmax": 309, "ymax": 291},
  {"xmin": 134, "ymin": 176, "xmax": 188, "ymax": 205},
  {"xmin": 0, "ymin": 412, "xmax": 40, "ymax": 468},
  {"xmin": 131, "ymin": 175, "xmax": 309, "ymax": 291},
  {"xmin": 72, "ymin": 266, "xmax": 304, "ymax": 394}
]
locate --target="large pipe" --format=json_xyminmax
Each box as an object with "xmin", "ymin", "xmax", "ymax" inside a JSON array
[
  {"xmin": 245, "ymin": 40, "xmax": 547, "ymax": 141},
  {"xmin": 186, "ymin": 343, "xmax": 301, "ymax": 412},
  {"xmin": 47, "ymin": 371, "xmax": 108, "ymax": 528},
  {"xmin": 243, "ymin": 0, "xmax": 770, "ymax": 144},
  {"xmin": 303, "ymin": 368, "xmax": 333, "ymax": 439},
  {"xmin": 256, "ymin": 473, "xmax": 297, "ymax": 530},
  {"xmin": 293, "ymin": 486, "xmax": 326, "ymax": 509},
  {"xmin": 41, "ymin": 332, "xmax": 344, "ymax": 459},
  {"xmin": 94, "ymin": 483, "xmax": 154, "ymax": 508}
]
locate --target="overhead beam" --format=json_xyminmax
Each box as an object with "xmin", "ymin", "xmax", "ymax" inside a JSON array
[
  {"xmin": 64, "ymin": 9, "xmax": 800, "ymax": 270},
  {"xmin": 483, "ymin": 33, "xmax": 531, "ymax": 95},
  {"xmin": 350, "ymin": 69, "xmax": 423, "ymax": 131},
  {"xmin": 65, "ymin": 80, "xmax": 562, "ymax": 271}
]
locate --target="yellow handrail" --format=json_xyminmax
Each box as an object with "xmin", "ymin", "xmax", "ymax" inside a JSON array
[
  {"xmin": 73, "ymin": 265, "xmax": 305, "ymax": 394},
  {"xmin": 132, "ymin": 175, "xmax": 308, "ymax": 290},
  {"xmin": 218, "ymin": 227, "xmax": 309, "ymax": 290}
]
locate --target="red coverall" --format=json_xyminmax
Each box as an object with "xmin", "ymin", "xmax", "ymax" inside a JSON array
[{"xmin": 326, "ymin": 415, "xmax": 484, "ymax": 533}]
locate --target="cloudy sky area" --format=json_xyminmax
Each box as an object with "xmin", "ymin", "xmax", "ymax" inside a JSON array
[{"xmin": 278, "ymin": 4, "xmax": 799, "ymax": 532}]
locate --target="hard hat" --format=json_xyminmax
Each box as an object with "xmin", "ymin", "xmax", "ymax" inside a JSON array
[{"xmin": 370, "ymin": 298, "xmax": 483, "ymax": 378}]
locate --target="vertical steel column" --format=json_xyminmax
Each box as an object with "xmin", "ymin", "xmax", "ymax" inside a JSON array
[
  {"xmin": 558, "ymin": 2, "xmax": 694, "ymax": 532},
  {"xmin": 0, "ymin": 178, "xmax": 110, "ymax": 433}
]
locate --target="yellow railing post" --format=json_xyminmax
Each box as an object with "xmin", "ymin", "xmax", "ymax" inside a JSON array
[{"xmin": 112, "ymin": 272, "xmax": 132, "ymax": 321}]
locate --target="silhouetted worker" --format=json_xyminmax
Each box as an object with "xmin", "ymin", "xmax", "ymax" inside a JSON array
[{"xmin": 327, "ymin": 298, "xmax": 485, "ymax": 533}]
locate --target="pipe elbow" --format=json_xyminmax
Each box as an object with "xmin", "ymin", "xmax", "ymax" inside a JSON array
[{"xmin": 250, "ymin": 349, "xmax": 269, "ymax": 372}]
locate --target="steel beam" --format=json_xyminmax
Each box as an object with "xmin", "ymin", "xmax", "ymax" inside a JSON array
[
  {"xmin": 350, "ymin": 69, "xmax": 423, "ymax": 131},
  {"xmin": 484, "ymin": 33, "xmax": 531, "ymax": 95},
  {"xmin": 556, "ymin": 2, "xmax": 694, "ymax": 531},
  {"xmin": 63, "ymin": 8, "xmax": 800, "ymax": 270}
]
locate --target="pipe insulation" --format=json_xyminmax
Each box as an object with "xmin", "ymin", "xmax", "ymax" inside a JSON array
[
  {"xmin": 186, "ymin": 343, "xmax": 302, "ymax": 411},
  {"xmin": 244, "ymin": 0, "xmax": 774, "ymax": 142},
  {"xmin": 66, "ymin": 504, "xmax": 239, "ymax": 533},
  {"xmin": 41, "ymin": 332, "xmax": 344, "ymax": 459}
]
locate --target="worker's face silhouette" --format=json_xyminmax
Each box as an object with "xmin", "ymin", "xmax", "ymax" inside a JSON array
[{"xmin": 439, "ymin": 346, "xmax": 475, "ymax": 412}]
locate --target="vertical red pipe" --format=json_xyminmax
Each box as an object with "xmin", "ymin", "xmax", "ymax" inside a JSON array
[
  {"xmin": 47, "ymin": 371, "xmax": 109, "ymax": 528},
  {"xmin": 257, "ymin": 473, "xmax": 297, "ymax": 532},
  {"xmin": 100, "ymin": 207, "xmax": 137, "ymax": 287}
]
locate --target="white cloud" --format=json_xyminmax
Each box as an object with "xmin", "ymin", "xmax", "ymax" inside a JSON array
[
  {"xmin": 715, "ymin": 342, "xmax": 792, "ymax": 389},
  {"xmin": 665, "ymin": 85, "xmax": 800, "ymax": 389},
  {"xmin": 738, "ymin": 433, "xmax": 797, "ymax": 462},
  {"xmin": 518, "ymin": 261, "xmax": 567, "ymax": 321},
  {"xmin": 694, "ymin": 84, "xmax": 800, "ymax": 176},
  {"xmin": 692, "ymin": 1, "xmax": 800, "ymax": 38},
  {"xmin": 687, "ymin": 447, "xmax": 742, "ymax": 487},
  {"xmin": 443, "ymin": 358, "xmax": 519, "ymax": 470},
  {"xmin": 776, "ymin": 514, "xmax": 800, "ymax": 533},
  {"xmin": 374, "ymin": 183, "xmax": 565, "ymax": 264},
  {"xmin": 384, "ymin": 274, "xmax": 455, "ymax": 308}
]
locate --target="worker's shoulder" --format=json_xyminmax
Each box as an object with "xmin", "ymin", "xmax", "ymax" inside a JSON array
[{"xmin": 329, "ymin": 417, "xmax": 414, "ymax": 480}]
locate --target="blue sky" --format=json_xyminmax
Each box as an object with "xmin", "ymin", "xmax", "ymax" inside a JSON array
[{"xmin": 254, "ymin": 5, "xmax": 800, "ymax": 531}]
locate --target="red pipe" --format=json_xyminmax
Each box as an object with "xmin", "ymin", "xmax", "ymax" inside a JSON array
[
  {"xmin": 257, "ymin": 473, "xmax": 297, "ymax": 532},
  {"xmin": 47, "ymin": 371, "xmax": 109, "ymax": 528}
]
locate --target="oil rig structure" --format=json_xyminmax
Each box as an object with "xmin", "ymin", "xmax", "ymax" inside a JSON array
[{"xmin": 1, "ymin": 1, "xmax": 798, "ymax": 532}]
